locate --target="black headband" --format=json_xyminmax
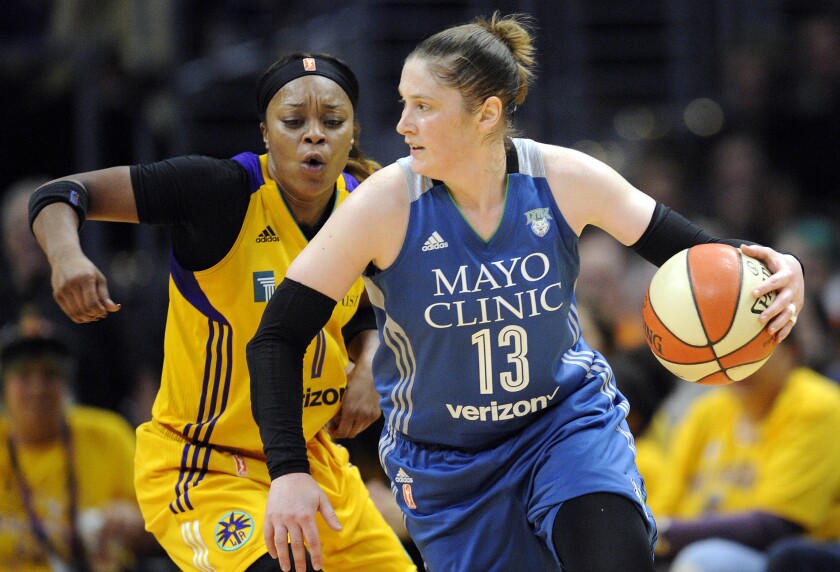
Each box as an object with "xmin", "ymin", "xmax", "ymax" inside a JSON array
[{"xmin": 257, "ymin": 57, "xmax": 360, "ymax": 117}]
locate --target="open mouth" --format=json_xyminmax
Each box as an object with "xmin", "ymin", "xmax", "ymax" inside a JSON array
[{"xmin": 301, "ymin": 153, "xmax": 326, "ymax": 172}]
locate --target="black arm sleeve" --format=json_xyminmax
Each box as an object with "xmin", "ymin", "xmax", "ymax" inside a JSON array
[
  {"xmin": 246, "ymin": 278, "xmax": 337, "ymax": 480},
  {"xmin": 341, "ymin": 304, "xmax": 377, "ymax": 347},
  {"xmin": 631, "ymin": 202, "xmax": 757, "ymax": 267},
  {"xmin": 130, "ymin": 155, "xmax": 252, "ymax": 270}
]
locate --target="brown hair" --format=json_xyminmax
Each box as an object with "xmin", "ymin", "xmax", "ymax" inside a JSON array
[
  {"xmin": 346, "ymin": 122, "xmax": 382, "ymax": 182},
  {"xmin": 407, "ymin": 12, "xmax": 537, "ymax": 134}
]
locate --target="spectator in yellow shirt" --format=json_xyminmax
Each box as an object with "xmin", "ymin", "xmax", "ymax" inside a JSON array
[
  {"xmin": 0, "ymin": 326, "xmax": 152, "ymax": 571},
  {"xmin": 652, "ymin": 333, "xmax": 840, "ymax": 572}
]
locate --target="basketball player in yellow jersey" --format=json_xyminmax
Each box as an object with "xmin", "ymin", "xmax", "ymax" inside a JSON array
[{"xmin": 29, "ymin": 53, "xmax": 417, "ymax": 572}]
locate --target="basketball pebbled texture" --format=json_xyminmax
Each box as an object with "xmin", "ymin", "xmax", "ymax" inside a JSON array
[{"xmin": 642, "ymin": 243, "xmax": 779, "ymax": 385}]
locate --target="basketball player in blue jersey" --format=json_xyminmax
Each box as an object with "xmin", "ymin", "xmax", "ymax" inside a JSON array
[
  {"xmin": 247, "ymin": 14, "xmax": 805, "ymax": 572},
  {"xmin": 28, "ymin": 53, "xmax": 417, "ymax": 571}
]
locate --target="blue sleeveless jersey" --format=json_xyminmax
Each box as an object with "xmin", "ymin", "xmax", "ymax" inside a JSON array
[{"xmin": 364, "ymin": 138, "xmax": 612, "ymax": 449}]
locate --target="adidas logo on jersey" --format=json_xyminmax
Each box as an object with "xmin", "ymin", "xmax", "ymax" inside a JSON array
[
  {"xmin": 395, "ymin": 468, "xmax": 413, "ymax": 484},
  {"xmin": 421, "ymin": 231, "xmax": 448, "ymax": 251},
  {"xmin": 256, "ymin": 225, "xmax": 279, "ymax": 243}
]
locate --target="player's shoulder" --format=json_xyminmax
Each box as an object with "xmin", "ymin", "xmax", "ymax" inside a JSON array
[
  {"xmin": 346, "ymin": 162, "xmax": 409, "ymax": 211},
  {"xmin": 534, "ymin": 141, "xmax": 614, "ymax": 181}
]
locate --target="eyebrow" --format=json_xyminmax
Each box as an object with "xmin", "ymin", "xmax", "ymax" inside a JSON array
[
  {"xmin": 399, "ymin": 92, "xmax": 434, "ymax": 101},
  {"xmin": 278, "ymin": 101, "xmax": 347, "ymax": 110}
]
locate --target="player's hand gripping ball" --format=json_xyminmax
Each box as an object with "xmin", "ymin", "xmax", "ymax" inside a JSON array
[{"xmin": 642, "ymin": 243, "xmax": 779, "ymax": 385}]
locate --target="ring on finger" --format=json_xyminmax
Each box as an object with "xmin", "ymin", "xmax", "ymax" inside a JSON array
[{"xmin": 786, "ymin": 302, "xmax": 798, "ymax": 325}]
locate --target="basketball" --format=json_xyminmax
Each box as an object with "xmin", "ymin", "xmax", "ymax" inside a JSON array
[{"xmin": 642, "ymin": 243, "xmax": 779, "ymax": 385}]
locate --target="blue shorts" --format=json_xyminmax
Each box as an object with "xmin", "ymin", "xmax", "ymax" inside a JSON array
[{"xmin": 380, "ymin": 371, "xmax": 657, "ymax": 571}]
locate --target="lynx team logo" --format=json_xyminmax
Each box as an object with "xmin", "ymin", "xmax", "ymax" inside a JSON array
[
  {"xmin": 525, "ymin": 208, "xmax": 552, "ymax": 237},
  {"xmin": 253, "ymin": 271, "xmax": 275, "ymax": 302},
  {"xmin": 215, "ymin": 511, "xmax": 254, "ymax": 551}
]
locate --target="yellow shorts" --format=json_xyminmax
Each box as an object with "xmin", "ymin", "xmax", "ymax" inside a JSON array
[{"xmin": 135, "ymin": 421, "xmax": 416, "ymax": 571}]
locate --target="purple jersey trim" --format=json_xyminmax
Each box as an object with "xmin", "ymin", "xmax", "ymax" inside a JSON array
[
  {"xmin": 231, "ymin": 152, "xmax": 265, "ymax": 193},
  {"xmin": 343, "ymin": 172, "xmax": 360, "ymax": 192},
  {"xmin": 169, "ymin": 251, "xmax": 229, "ymax": 324}
]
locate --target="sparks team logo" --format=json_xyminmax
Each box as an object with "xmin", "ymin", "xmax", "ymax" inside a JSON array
[
  {"xmin": 253, "ymin": 271, "xmax": 275, "ymax": 302},
  {"xmin": 214, "ymin": 511, "xmax": 254, "ymax": 551},
  {"xmin": 524, "ymin": 207, "xmax": 552, "ymax": 237},
  {"xmin": 233, "ymin": 454, "xmax": 247, "ymax": 477},
  {"xmin": 303, "ymin": 57, "xmax": 316, "ymax": 71}
]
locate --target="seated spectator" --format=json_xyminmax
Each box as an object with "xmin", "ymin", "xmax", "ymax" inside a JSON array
[
  {"xmin": 0, "ymin": 327, "xmax": 153, "ymax": 571},
  {"xmin": 650, "ymin": 332, "xmax": 840, "ymax": 572}
]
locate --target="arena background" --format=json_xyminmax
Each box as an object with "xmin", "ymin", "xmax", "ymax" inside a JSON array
[
  {"xmin": 2, "ymin": 0, "xmax": 838, "ymax": 456},
  {"xmin": 1, "ymin": 2, "xmax": 838, "ymax": 570}
]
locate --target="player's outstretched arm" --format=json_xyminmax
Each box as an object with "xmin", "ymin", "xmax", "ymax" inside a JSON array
[{"xmin": 29, "ymin": 167, "xmax": 137, "ymax": 323}]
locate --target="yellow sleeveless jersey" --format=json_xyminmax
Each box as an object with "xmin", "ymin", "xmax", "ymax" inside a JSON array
[{"xmin": 152, "ymin": 152, "xmax": 364, "ymax": 458}]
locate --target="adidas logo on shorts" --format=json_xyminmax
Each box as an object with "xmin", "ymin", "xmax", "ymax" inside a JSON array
[
  {"xmin": 256, "ymin": 225, "xmax": 279, "ymax": 243},
  {"xmin": 395, "ymin": 468, "xmax": 413, "ymax": 484},
  {"xmin": 422, "ymin": 231, "xmax": 448, "ymax": 251}
]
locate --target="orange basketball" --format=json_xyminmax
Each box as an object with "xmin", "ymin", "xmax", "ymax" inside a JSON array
[{"xmin": 642, "ymin": 243, "xmax": 779, "ymax": 385}]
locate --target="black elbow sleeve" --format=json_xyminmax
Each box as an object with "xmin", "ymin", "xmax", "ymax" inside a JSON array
[
  {"xmin": 631, "ymin": 202, "xmax": 757, "ymax": 267},
  {"xmin": 246, "ymin": 278, "xmax": 337, "ymax": 479}
]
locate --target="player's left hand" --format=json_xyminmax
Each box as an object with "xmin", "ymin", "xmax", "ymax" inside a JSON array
[
  {"xmin": 328, "ymin": 351, "xmax": 381, "ymax": 439},
  {"xmin": 264, "ymin": 473, "xmax": 341, "ymax": 571},
  {"xmin": 740, "ymin": 243, "xmax": 804, "ymax": 343}
]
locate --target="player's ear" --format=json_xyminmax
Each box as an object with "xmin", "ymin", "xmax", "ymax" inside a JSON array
[
  {"xmin": 260, "ymin": 123, "xmax": 269, "ymax": 149},
  {"xmin": 477, "ymin": 96, "xmax": 503, "ymax": 133}
]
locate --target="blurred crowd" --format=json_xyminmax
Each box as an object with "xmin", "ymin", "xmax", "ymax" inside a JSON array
[{"xmin": 1, "ymin": 2, "xmax": 839, "ymax": 571}]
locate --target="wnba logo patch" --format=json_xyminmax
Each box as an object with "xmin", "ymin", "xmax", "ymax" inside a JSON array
[
  {"xmin": 214, "ymin": 511, "xmax": 254, "ymax": 551},
  {"xmin": 395, "ymin": 468, "xmax": 417, "ymax": 509},
  {"xmin": 233, "ymin": 454, "xmax": 248, "ymax": 477},
  {"xmin": 402, "ymin": 484, "xmax": 417, "ymax": 509}
]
